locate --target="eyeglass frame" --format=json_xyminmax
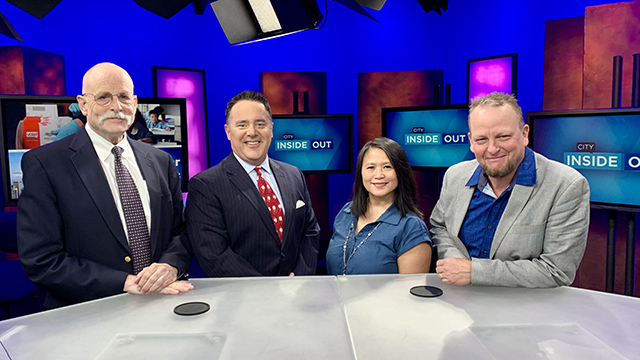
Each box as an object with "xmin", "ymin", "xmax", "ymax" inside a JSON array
[{"xmin": 81, "ymin": 92, "xmax": 137, "ymax": 107}]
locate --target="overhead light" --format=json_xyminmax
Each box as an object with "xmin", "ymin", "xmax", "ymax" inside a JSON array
[
  {"xmin": 332, "ymin": 0, "xmax": 379, "ymax": 22},
  {"xmin": 5, "ymin": 0, "xmax": 62, "ymax": 19},
  {"xmin": 416, "ymin": 0, "xmax": 448, "ymax": 15},
  {"xmin": 212, "ymin": 0, "xmax": 323, "ymax": 45},
  {"xmin": 133, "ymin": 0, "xmax": 194, "ymax": 19},
  {"xmin": 336, "ymin": 0, "xmax": 448, "ymax": 21},
  {"xmin": 355, "ymin": 0, "xmax": 387, "ymax": 11},
  {"xmin": 247, "ymin": 0, "xmax": 282, "ymax": 34},
  {"xmin": 0, "ymin": 10, "xmax": 23, "ymax": 42}
]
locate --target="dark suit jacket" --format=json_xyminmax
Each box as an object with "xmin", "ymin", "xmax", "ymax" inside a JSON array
[
  {"xmin": 17, "ymin": 128, "xmax": 191, "ymax": 308},
  {"xmin": 186, "ymin": 153, "xmax": 320, "ymax": 277}
]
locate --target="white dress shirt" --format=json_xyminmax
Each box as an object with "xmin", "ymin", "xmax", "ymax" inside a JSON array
[
  {"xmin": 85, "ymin": 123, "xmax": 152, "ymax": 244},
  {"xmin": 232, "ymin": 153, "xmax": 286, "ymax": 216}
]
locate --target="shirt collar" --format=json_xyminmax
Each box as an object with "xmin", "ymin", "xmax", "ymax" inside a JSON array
[
  {"xmin": 85, "ymin": 123, "xmax": 133, "ymax": 161},
  {"xmin": 465, "ymin": 146, "xmax": 537, "ymax": 188},
  {"xmin": 233, "ymin": 152, "xmax": 272, "ymax": 176},
  {"xmin": 343, "ymin": 203, "xmax": 402, "ymax": 225}
]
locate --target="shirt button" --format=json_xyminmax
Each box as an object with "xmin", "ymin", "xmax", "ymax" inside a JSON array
[
  {"xmin": 487, "ymin": 225, "xmax": 492, "ymax": 229},
  {"xmin": 483, "ymin": 250, "xmax": 488, "ymax": 254},
  {"xmin": 124, "ymin": 256, "xmax": 131, "ymax": 263},
  {"xmin": 280, "ymin": 252, "xmax": 286, "ymax": 258}
]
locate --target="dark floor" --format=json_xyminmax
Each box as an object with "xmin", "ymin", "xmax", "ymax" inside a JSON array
[{"xmin": 2, "ymin": 293, "xmax": 46, "ymax": 321}]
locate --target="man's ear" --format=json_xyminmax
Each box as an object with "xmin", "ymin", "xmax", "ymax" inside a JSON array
[
  {"xmin": 224, "ymin": 124, "xmax": 231, "ymax": 141},
  {"xmin": 77, "ymin": 95, "xmax": 89, "ymax": 116}
]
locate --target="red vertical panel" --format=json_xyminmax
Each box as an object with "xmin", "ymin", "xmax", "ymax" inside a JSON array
[
  {"xmin": 0, "ymin": 45, "xmax": 66, "ymax": 95},
  {"xmin": 0, "ymin": 46, "xmax": 25, "ymax": 94},
  {"xmin": 583, "ymin": 1, "xmax": 640, "ymax": 109},
  {"xmin": 543, "ymin": 17, "xmax": 584, "ymax": 111},
  {"xmin": 259, "ymin": 71, "xmax": 327, "ymax": 115}
]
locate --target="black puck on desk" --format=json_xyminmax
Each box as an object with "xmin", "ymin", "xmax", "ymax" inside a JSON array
[
  {"xmin": 409, "ymin": 286, "xmax": 443, "ymax": 298},
  {"xmin": 174, "ymin": 302, "xmax": 210, "ymax": 316}
]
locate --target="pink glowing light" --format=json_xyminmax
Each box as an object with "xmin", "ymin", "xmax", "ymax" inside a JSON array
[{"xmin": 154, "ymin": 68, "xmax": 208, "ymax": 180}]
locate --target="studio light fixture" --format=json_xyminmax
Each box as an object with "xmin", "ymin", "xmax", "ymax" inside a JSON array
[
  {"xmin": 0, "ymin": 10, "xmax": 22, "ymax": 42},
  {"xmin": 355, "ymin": 0, "xmax": 387, "ymax": 11},
  {"xmin": 5, "ymin": 0, "xmax": 62, "ymax": 19},
  {"xmin": 133, "ymin": 0, "xmax": 194, "ymax": 19},
  {"xmin": 332, "ymin": 0, "xmax": 381, "ymax": 22},
  {"xmin": 334, "ymin": 0, "xmax": 448, "ymax": 21},
  {"xmin": 211, "ymin": 0, "xmax": 323, "ymax": 45},
  {"xmin": 416, "ymin": 0, "xmax": 448, "ymax": 15}
]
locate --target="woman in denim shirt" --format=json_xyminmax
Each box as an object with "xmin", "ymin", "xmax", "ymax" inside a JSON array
[{"xmin": 326, "ymin": 138, "xmax": 432, "ymax": 275}]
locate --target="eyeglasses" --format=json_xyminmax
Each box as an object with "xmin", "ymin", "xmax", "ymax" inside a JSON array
[{"xmin": 83, "ymin": 92, "xmax": 135, "ymax": 107}]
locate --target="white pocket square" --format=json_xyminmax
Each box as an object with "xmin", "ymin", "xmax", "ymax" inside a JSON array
[{"xmin": 295, "ymin": 200, "xmax": 306, "ymax": 209}]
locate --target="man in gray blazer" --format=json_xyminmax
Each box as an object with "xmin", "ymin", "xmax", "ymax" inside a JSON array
[{"xmin": 430, "ymin": 92, "xmax": 590, "ymax": 288}]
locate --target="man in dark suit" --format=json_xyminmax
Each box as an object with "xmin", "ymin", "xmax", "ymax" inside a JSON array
[
  {"xmin": 17, "ymin": 63, "xmax": 193, "ymax": 308},
  {"xmin": 186, "ymin": 90, "xmax": 320, "ymax": 276}
]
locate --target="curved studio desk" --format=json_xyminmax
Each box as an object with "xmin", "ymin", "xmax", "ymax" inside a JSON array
[{"xmin": 0, "ymin": 274, "xmax": 638, "ymax": 360}]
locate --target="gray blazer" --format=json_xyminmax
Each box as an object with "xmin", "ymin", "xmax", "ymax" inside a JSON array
[{"xmin": 430, "ymin": 150, "xmax": 590, "ymax": 288}]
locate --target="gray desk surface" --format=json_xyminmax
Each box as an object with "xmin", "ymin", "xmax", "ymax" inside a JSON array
[{"xmin": 0, "ymin": 274, "xmax": 638, "ymax": 360}]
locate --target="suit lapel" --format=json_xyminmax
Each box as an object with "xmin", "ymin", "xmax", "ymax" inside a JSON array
[
  {"xmin": 69, "ymin": 129, "xmax": 129, "ymax": 251},
  {"xmin": 224, "ymin": 155, "xmax": 280, "ymax": 244},
  {"xmin": 270, "ymin": 159, "xmax": 295, "ymax": 247},
  {"xmin": 490, "ymin": 183, "xmax": 535, "ymax": 257},
  {"xmin": 130, "ymin": 139, "xmax": 161, "ymax": 258},
  {"xmin": 450, "ymin": 185, "xmax": 476, "ymax": 239}
]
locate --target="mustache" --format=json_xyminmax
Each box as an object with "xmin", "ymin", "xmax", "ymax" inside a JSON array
[{"xmin": 98, "ymin": 112, "xmax": 132, "ymax": 124}]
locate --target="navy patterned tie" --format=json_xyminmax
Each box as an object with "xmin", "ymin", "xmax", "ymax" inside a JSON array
[{"xmin": 112, "ymin": 146, "xmax": 151, "ymax": 274}]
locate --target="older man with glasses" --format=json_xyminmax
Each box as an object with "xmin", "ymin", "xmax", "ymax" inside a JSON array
[{"xmin": 17, "ymin": 62, "xmax": 193, "ymax": 308}]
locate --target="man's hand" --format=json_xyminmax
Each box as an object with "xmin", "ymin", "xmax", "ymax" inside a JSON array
[
  {"xmin": 163, "ymin": 280, "xmax": 194, "ymax": 294},
  {"xmin": 123, "ymin": 263, "xmax": 192, "ymax": 295},
  {"xmin": 124, "ymin": 274, "xmax": 193, "ymax": 295},
  {"xmin": 435, "ymin": 258, "xmax": 472, "ymax": 286}
]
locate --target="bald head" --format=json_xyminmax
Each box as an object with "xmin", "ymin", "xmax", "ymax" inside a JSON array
[
  {"xmin": 77, "ymin": 63, "xmax": 137, "ymax": 144},
  {"xmin": 82, "ymin": 63, "xmax": 134, "ymax": 95}
]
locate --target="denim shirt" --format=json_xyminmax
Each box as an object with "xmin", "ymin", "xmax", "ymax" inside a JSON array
[{"xmin": 326, "ymin": 202, "xmax": 431, "ymax": 275}]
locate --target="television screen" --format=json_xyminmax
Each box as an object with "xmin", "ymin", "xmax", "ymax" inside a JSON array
[
  {"xmin": 382, "ymin": 104, "xmax": 475, "ymax": 170},
  {"xmin": 0, "ymin": 95, "xmax": 188, "ymax": 207},
  {"xmin": 467, "ymin": 53, "xmax": 518, "ymax": 103},
  {"xmin": 136, "ymin": 97, "xmax": 188, "ymax": 191},
  {"xmin": 528, "ymin": 108, "xmax": 640, "ymax": 210},
  {"xmin": 268, "ymin": 114, "xmax": 353, "ymax": 173}
]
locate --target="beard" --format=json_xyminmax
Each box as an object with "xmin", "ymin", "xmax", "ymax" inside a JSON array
[{"xmin": 482, "ymin": 158, "xmax": 518, "ymax": 178}]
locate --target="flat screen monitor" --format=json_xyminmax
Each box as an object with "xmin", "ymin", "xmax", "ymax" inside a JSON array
[
  {"xmin": 382, "ymin": 104, "xmax": 475, "ymax": 170},
  {"xmin": 467, "ymin": 53, "xmax": 518, "ymax": 103},
  {"xmin": 136, "ymin": 97, "xmax": 188, "ymax": 191},
  {"xmin": 268, "ymin": 114, "xmax": 353, "ymax": 174},
  {"xmin": 528, "ymin": 108, "xmax": 640, "ymax": 211},
  {"xmin": 0, "ymin": 95, "xmax": 188, "ymax": 208}
]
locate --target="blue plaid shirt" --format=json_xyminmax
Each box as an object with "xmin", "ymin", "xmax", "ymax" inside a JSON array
[{"xmin": 459, "ymin": 147, "xmax": 537, "ymax": 258}]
